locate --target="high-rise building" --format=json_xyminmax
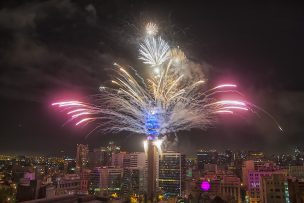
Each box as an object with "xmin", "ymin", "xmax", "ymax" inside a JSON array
[
  {"xmin": 120, "ymin": 152, "xmax": 146, "ymax": 196},
  {"xmin": 121, "ymin": 167, "xmax": 145, "ymax": 196},
  {"xmin": 202, "ymin": 174, "xmax": 241, "ymax": 203},
  {"xmin": 261, "ymin": 174, "xmax": 290, "ymax": 203},
  {"xmin": 146, "ymin": 141, "xmax": 159, "ymax": 201},
  {"xmin": 123, "ymin": 152, "xmax": 146, "ymax": 168},
  {"xmin": 91, "ymin": 147, "xmax": 108, "ymax": 167},
  {"xmin": 76, "ymin": 144, "xmax": 89, "ymax": 172},
  {"xmin": 80, "ymin": 169, "xmax": 90, "ymax": 194},
  {"xmin": 88, "ymin": 167, "xmax": 102, "ymax": 195},
  {"xmin": 185, "ymin": 155, "xmax": 197, "ymax": 178},
  {"xmin": 185, "ymin": 155, "xmax": 197, "ymax": 168},
  {"xmin": 100, "ymin": 167, "xmax": 123, "ymax": 195},
  {"xmin": 197, "ymin": 150, "xmax": 218, "ymax": 170},
  {"xmin": 64, "ymin": 158, "xmax": 76, "ymax": 174},
  {"xmin": 107, "ymin": 141, "xmax": 121, "ymax": 165},
  {"xmin": 288, "ymin": 177, "xmax": 304, "ymax": 203},
  {"xmin": 88, "ymin": 166, "xmax": 123, "ymax": 196},
  {"xmin": 242, "ymin": 160, "xmax": 255, "ymax": 187},
  {"xmin": 293, "ymin": 147, "xmax": 304, "ymax": 166},
  {"xmin": 247, "ymin": 168, "xmax": 287, "ymax": 203},
  {"xmin": 158, "ymin": 151, "xmax": 186, "ymax": 197}
]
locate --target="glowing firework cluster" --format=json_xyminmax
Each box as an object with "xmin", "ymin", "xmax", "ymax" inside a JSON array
[
  {"xmin": 52, "ymin": 21, "xmax": 282, "ymax": 141},
  {"xmin": 139, "ymin": 36, "xmax": 170, "ymax": 68},
  {"xmin": 145, "ymin": 22, "xmax": 158, "ymax": 36}
]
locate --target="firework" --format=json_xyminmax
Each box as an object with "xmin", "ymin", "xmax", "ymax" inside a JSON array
[
  {"xmin": 139, "ymin": 36, "xmax": 170, "ymax": 67},
  {"xmin": 52, "ymin": 58, "xmax": 262, "ymax": 139},
  {"xmin": 52, "ymin": 22, "xmax": 282, "ymax": 141},
  {"xmin": 170, "ymin": 47, "xmax": 186, "ymax": 65},
  {"xmin": 145, "ymin": 22, "xmax": 158, "ymax": 36}
]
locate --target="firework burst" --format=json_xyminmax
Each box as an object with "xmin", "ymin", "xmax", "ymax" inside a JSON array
[
  {"xmin": 138, "ymin": 36, "xmax": 170, "ymax": 68},
  {"xmin": 52, "ymin": 22, "xmax": 282, "ymax": 141},
  {"xmin": 145, "ymin": 22, "xmax": 158, "ymax": 36},
  {"xmin": 170, "ymin": 47, "xmax": 186, "ymax": 65},
  {"xmin": 53, "ymin": 59, "xmax": 279, "ymax": 140}
]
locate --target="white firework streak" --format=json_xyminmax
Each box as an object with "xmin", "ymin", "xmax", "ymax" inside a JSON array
[
  {"xmin": 139, "ymin": 36, "xmax": 170, "ymax": 67},
  {"xmin": 53, "ymin": 60, "xmax": 259, "ymax": 137},
  {"xmin": 53, "ymin": 25, "xmax": 283, "ymax": 138}
]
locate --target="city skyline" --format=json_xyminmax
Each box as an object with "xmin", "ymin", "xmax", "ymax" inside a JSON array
[
  {"xmin": 0, "ymin": 1, "xmax": 304, "ymax": 155},
  {"xmin": 1, "ymin": 143, "xmax": 304, "ymax": 202}
]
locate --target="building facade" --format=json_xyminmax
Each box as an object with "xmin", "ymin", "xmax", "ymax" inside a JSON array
[
  {"xmin": 158, "ymin": 152, "xmax": 186, "ymax": 197},
  {"xmin": 288, "ymin": 178, "xmax": 304, "ymax": 203},
  {"xmin": 247, "ymin": 169, "xmax": 287, "ymax": 203},
  {"xmin": 55, "ymin": 174, "xmax": 81, "ymax": 195},
  {"xmin": 76, "ymin": 144, "xmax": 89, "ymax": 172},
  {"xmin": 121, "ymin": 167, "xmax": 145, "ymax": 196},
  {"xmin": 202, "ymin": 173, "xmax": 241, "ymax": 203},
  {"xmin": 261, "ymin": 174, "xmax": 290, "ymax": 203}
]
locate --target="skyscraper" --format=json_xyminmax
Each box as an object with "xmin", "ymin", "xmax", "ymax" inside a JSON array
[
  {"xmin": 123, "ymin": 152, "xmax": 146, "ymax": 168},
  {"xmin": 80, "ymin": 169, "xmax": 90, "ymax": 194},
  {"xmin": 76, "ymin": 144, "xmax": 89, "ymax": 172},
  {"xmin": 100, "ymin": 167, "xmax": 123, "ymax": 196},
  {"xmin": 146, "ymin": 141, "xmax": 158, "ymax": 201},
  {"xmin": 261, "ymin": 174, "xmax": 290, "ymax": 203},
  {"xmin": 158, "ymin": 151, "xmax": 186, "ymax": 197},
  {"xmin": 122, "ymin": 167, "xmax": 145, "ymax": 196},
  {"xmin": 88, "ymin": 147, "xmax": 107, "ymax": 168},
  {"xmin": 288, "ymin": 177, "xmax": 304, "ymax": 203}
]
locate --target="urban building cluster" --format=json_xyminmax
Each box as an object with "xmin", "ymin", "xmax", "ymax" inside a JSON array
[{"xmin": 0, "ymin": 144, "xmax": 304, "ymax": 202}]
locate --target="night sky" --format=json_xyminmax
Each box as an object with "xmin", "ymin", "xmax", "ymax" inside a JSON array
[{"xmin": 0, "ymin": 1, "xmax": 304, "ymax": 156}]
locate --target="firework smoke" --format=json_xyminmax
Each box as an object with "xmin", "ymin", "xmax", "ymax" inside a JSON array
[{"xmin": 52, "ymin": 22, "xmax": 282, "ymax": 143}]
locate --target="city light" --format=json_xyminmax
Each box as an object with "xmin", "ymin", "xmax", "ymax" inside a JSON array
[{"xmin": 200, "ymin": 181, "xmax": 211, "ymax": 191}]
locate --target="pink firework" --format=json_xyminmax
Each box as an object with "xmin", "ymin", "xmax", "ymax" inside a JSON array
[{"xmin": 52, "ymin": 60, "xmax": 282, "ymax": 135}]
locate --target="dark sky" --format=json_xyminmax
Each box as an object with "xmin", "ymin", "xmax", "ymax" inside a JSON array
[{"xmin": 0, "ymin": 0, "xmax": 304, "ymax": 156}]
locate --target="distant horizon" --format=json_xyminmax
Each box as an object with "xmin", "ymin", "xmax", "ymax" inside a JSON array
[{"xmin": 0, "ymin": 145, "xmax": 301, "ymax": 157}]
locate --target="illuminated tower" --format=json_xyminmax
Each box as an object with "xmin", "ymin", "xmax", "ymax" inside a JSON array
[
  {"xmin": 145, "ymin": 109, "xmax": 161, "ymax": 202},
  {"xmin": 146, "ymin": 141, "xmax": 158, "ymax": 202},
  {"xmin": 76, "ymin": 144, "xmax": 89, "ymax": 172}
]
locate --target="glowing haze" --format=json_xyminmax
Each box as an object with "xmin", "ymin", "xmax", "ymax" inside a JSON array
[{"xmin": 52, "ymin": 21, "xmax": 282, "ymax": 141}]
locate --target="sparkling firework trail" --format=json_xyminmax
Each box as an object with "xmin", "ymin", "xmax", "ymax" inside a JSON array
[
  {"xmin": 52, "ymin": 22, "xmax": 282, "ymax": 141},
  {"xmin": 139, "ymin": 36, "xmax": 170, "ymax": 67},
  {"xmin": 52, "ymin": 61, "xmax": 260, "ymax": 139},
  {"xmin": 170, "ymin": 47, "xmax": 186, "ymax": 65}
]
